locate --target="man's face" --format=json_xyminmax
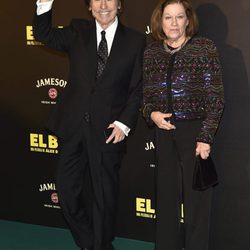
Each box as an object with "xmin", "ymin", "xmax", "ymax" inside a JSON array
[{"xmin": 89, "ymin": 0, "xmax": 120, "ymax": 29}]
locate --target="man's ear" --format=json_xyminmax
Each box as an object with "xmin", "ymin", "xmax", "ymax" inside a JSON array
[{"xmin": 118, "ymin": 0, "xmax": 122, "ymax": 9}]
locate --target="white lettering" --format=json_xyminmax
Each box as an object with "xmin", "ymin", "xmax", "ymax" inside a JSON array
[
  {"xmin": 145, "ymin": 142, "xmax": 155, "ymax": 150},
  {"xmin": 146, "ymin": 25, "xmax": 152, "ymax": 35},
  {"xmin": 36, "ymin": 78, "xmax": 67, "ymax": 88},
  {"xmin": 39, "ymin": 183, "xmax": 56, "ymax": 192}
]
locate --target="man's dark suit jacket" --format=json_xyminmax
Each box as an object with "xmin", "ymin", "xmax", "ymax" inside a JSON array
[{"xmin": 33, "ymin": 10, "xmax": 145, "ymax": 152}]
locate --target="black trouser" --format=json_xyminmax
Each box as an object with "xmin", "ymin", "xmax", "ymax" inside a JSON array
[
  {"xmin": 155, "ymin": 120, "xmax": 212, "ymax": 250},
  {"xmin": 56, "ymin": 120, "xmax": 121, "ymax": 250}
]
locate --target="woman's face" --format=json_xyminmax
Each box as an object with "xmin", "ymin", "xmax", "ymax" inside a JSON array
[{"xmin": 161, "ymin": 3, "xmax": 189, "ymax": 42}]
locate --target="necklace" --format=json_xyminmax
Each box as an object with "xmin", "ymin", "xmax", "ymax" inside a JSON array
[{"xmin": 163, "ymin": 37, "xmax": 190, "ymax": 54}]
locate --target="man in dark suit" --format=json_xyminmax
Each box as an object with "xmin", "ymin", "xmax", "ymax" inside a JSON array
[{"xmin": 33, "ymin": 0, "xmax": 145, "ymax": 249}]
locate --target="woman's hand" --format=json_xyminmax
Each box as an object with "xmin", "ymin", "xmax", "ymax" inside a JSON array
[
  {"xmin": 196, "ymin": 142, "xmax": 211, "ymax": 159},
  {"xmin": 151, "ymin": 111, "xmax": 176, "ymax": 130}
]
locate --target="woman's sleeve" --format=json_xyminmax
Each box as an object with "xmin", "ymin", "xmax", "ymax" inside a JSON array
[{"xmin": 196, "ymin": 40, "xmax": 225, "ymax": 144}]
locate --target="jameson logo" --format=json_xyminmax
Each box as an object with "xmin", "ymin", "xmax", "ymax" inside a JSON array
[
  {"xmin": 36, "ymin": 78, "xmax": 67, "ymax": 88},
  {"xmin": 145, "ymin": 141, "xmax": 155, "ymax": 151},
  {"xmin": 36, "ymin": 78, "xmax": 67, "ymax": 105},
  {"xmin": 145, "ymin": 25, "xmax": 152, "ymax": 35},
  {"xmin": 39, "ymin": 183, "xmax": 60, "ymax": 209},
  {"xmin": 39, "ymin": 183, "xmax": 56, "ymax": 192}
]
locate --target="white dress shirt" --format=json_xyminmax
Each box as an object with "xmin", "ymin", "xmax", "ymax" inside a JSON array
[
  {"xmin": 36, "ymin": 0, "xmax": 130, "ymax": 136},
  {"xmin": 95, "ymin": 17, "xmax": 118, "ymax": 55}
]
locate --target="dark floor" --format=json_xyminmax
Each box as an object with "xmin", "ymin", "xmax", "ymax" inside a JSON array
[{"xmin": 0, "ymin": 220, "xmax": 154, "ymax": 250}]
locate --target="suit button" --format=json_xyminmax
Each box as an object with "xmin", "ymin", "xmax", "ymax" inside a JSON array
[
  {"xmin": 84, "ymin": 112, "xmax": 90, "ymax": 123},
  {"xmin": 90, "ymin": 88, "xmax": 95, "ymax": 94}
]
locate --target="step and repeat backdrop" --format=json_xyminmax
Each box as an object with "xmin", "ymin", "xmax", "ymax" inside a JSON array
[{"xmin": 1, "ymin": 0, "xmax": 250, "ymax": 249}]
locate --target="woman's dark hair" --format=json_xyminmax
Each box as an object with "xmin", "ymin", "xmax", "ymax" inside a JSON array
[{"xmin": 151, "ymin": 0, "xmax": 199, "ymax": 41}]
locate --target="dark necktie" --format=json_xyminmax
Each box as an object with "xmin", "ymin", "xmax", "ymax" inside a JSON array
[{"xmin": 96, "ymin": 30, "xmax": 108, "ymax": 79}]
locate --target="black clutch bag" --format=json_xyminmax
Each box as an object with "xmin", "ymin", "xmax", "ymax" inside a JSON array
[{"xmin": 192, "ymin": 155, "xmax": 218, "ymax": 191}]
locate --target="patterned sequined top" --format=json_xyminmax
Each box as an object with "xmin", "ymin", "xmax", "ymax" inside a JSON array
[{"xmin": 142, "ymin": 36, "xmax": 224, "ymax": 144}]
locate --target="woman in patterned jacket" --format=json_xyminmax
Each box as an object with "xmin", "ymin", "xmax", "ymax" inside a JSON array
[{"xmin": 142, "ymin": 0, "xmax": 224, "ymax": 249}]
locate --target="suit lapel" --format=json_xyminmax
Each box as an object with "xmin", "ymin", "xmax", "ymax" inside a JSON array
[
  {"xmin": 83, "ymin": 21, "xmax": 98, "ymax": 86},
  {"xmin": 95, "ymin": 21, "xmax": 126, "ymax": 83},
  {"xmin": 106, "ymin": 22, "xmax": 125, "ymax": 69}
]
